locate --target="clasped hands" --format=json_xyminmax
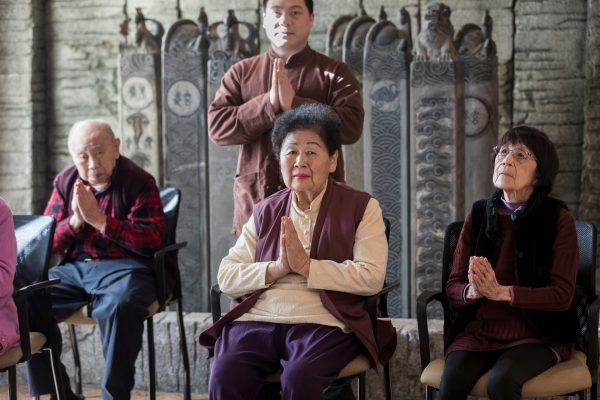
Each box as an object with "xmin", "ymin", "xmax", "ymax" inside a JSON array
[
  {"xmin": 466, "ymin": 256, "xmax": 512, "ymax": 302},
  {"xmin": 69, "ymin": 179, "xmax": 107, "ymax": 232},
  {"xmin": 267, "ymin": 216, "xmax": 310, "ymax": 283},
  {"xmin": 269, "ymin": 58, "xmax": 295, "ymax": 113}
]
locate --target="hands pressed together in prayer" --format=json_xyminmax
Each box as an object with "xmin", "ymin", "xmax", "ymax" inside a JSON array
[
  {"xmin": 69, "ymin": 179, "xmax": 107, "ymax": 233},
  {"xmin": 266, "ymin": 216, "xmax": 310, "ymax": 284},
  {"xmin": 466, "ymin": 256, "xmax": 512, "ymax": 302},
  {"xmin": 269, "ymin": 58, "xmax": 295, "ymax": 113}
]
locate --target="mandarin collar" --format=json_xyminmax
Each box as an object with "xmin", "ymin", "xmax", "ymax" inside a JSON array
[{"xmin": 267, "ymin": 45, "xmax": 312, "ymax": 67}]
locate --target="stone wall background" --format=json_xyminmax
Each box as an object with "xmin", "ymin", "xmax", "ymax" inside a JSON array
[{"xmin": 0, "ymin": 0, "xmax": 598, "ymax": 311}]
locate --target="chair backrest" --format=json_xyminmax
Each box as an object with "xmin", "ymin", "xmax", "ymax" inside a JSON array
[
  {"xmin": 441, "ymin": 219, "xmax": 598, "ymax": 351},
  {"xmin": 11, "ymin": 215, "xmax": 56, "ymax": 362},
  {"xmin": 159, "ymin": 187, "xmax": 181, "ymax": 246},
  {"xmin": 573, "ymin": 221, "xmax": 597, "ymax": 354},
  {"xmin": 12, "ymin": 215, "xmax": 56, "ymax": 289},
  {"xmin": 574, "ymin": 221, "xmax": 597, "ymax": 299}
]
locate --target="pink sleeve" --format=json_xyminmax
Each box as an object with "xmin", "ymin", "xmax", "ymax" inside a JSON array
[{"xmin": 0, "ymin": 198, "xmax": 17, "ymax": 297}]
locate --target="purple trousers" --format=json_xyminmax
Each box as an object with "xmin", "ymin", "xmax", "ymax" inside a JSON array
[{"xmin": 209, "ymin": 321, "xmax": 363, "ymax": 400}]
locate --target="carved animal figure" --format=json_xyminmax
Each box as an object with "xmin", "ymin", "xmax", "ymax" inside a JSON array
[
  {"xmin": 414, "ymin": 2, "xmax": 457, "ymax": 62},
  {"xmin": 455, "ymin": 11, "xmax": 496, "ymax": 60},
  {"xmin": 134, "ymin": 8, "xmax": 164, "ymax": 54}
]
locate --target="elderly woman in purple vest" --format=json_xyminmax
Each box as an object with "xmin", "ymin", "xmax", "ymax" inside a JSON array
[
  {"xmin": 200, "ymin": 103, "xmax": 396, "ymax": 399},
  {"xmin": 439, "ymin": 126, "xmax": 580, "ymax": 400},
  {"xmin": 0, "ymin": 197, "xmax": 18, "ymax": 360}
]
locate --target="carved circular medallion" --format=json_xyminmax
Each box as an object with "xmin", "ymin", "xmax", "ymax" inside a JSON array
[
  {"xmin": 167, "ymin": 80, "xmax": 201, "ymax": 117},
  {"xmin": 465, "ymin": 96, "xmax": 490, "ymax": 137},
  {"xmin": 122, "ymin": 77, "xmax": 154, "ymax": 110},
  {"xmin": 370, "ymin": 80, "xmax": 400, "ymax": 112}
]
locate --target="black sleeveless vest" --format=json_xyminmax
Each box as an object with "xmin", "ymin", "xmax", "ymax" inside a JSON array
[{"xmin": 445, "ymin": 190, "xmax": 579, "ymax": 348}]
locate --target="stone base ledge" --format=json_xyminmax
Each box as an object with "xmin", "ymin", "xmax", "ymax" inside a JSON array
[{"xmin": 6, "ymin": 313, "xmax": 584, "ymax": 399}]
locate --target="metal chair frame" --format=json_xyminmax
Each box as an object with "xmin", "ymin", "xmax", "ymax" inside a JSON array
[
  {"xmin": 3, "ymin": 215, "xmax": 65, "ymax": 400},
  {"xmin": 210, "ymin": 218, "xmax": 397, "ymax": 399},
  {"xmin": 67, "ymin": 187, "xmax": 191, "ymax": 400},
  {"xmin": 417, "ymin": 220, "xmax": 599, "ymax": 400}
]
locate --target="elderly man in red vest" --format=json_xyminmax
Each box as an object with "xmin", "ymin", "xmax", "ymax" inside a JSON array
[{"xmin": 27, "ymin": 119, "xmax": 165, "ymax": 400}]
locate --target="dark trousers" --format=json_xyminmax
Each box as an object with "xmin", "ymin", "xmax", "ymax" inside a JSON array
[
  {"xmin": 439, "ymin": 343, "xmax": 558, "ymax": 400},
  {"xmin": 209, "ymin": 321, "xmax": 363, "ymax": 400},
  {"xmin": 27, "ymin": 259, "xmax": 156, "ymax": 400}
]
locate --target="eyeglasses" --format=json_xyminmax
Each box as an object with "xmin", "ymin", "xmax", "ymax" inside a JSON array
[{"xmin": 493, "ymin": 145, "xmax": 536, "ymax": 163}]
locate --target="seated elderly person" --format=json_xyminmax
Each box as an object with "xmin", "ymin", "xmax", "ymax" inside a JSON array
[
  {"xmin": 440, "ymin": 126, "xmax": 579, "ymax": 400},
  {"xmin": 0, "ymin": 197, "xmax": 18, "ymax": 360},
  {"xmin": 27, "ymin": 119, "xmax": 165, "ymax": 400},
  {"xmin": 200, "ymin": 103, "xmax": 396, "ymax": 399}
]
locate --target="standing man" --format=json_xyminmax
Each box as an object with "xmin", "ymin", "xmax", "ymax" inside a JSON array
[
  {"xmin": 27, "ymin": 119, "xmax": 165, "ymax": 400},
  {"xmin": 208, "ymin": 0, "xmax": 364, "ymax": 235}
]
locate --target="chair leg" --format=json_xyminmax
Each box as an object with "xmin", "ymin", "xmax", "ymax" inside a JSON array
[
  {"xmin": 357, "ymin": 372, "xmax": 366, "ymax": 400},
  {"xmin": 176, "ymin": 297, "xmax": 191, "ymax": 400},
  {"xmin": 425, "ymin": 385, "xmax": 435, "ymax": 400},
  {"xmin": 147, "ymin": 316, "xmax": 156, "ymax": 400},
  {"xmin": 45, "ymin": 347, "xmax": 66, "ymax": 400},
  {"xmin": 68, "ymin": 324, "xmax": 83, "ymax": 395},
  {"xmin": 384, "ymin": 361, "xmax": 392, "ymax": 400},
  {"xmin": 8, "ymin": 365, "xmax": 17, "ymax": 400}
]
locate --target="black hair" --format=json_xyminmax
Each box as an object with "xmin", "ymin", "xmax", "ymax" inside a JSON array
[
  {"xmin": 271, "ymin": 103, "xmax": 341, "ymax": 157},
  {"xmin": 496, "ymin": 125, "xmax": 559, "ymax": 195},
  {"xmin": 262, "ymin": 0, "xmax": 313, "ymax": 14}
]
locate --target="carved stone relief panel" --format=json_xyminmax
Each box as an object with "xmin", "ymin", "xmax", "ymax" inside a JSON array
[
  {"xmin": 456, "ymin": 13, "xmax": 498, "ymax": 211},
  {"xmin": 163, "ymin": 15, "xmax": 209, "ymax": 311},
  {"xmin": 326, "ymin": 14, "xmax": 355, "ymax": 61},
  {"xmin": 207, "ymin": 10, "xmax": 259, "ymax": 287},
  {"xmin": 410, "ymin": 61, "xmax": 465, "ymax": 314},
  {"xmin": 342, "ymin": 12, "xmax": 375, "ymax": 191},
  {"xmin": 363, "ymin": 14, "xmax": 411, "ymax": 317},
  {"xmin": 119, "ymin": 9, "xmax": 164, "ymax": 183}
]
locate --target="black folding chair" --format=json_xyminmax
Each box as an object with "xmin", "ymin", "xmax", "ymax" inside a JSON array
[
  {"xmin": 1, "ymin": 215, "xmax": 65, "ymax": 400},
  {"xmin": 66, "ymin": 187, "xmax": 190, "ymax": 399},
  {"xmin": 418, "ymin": 220, "xmax": 599, "ymax": 399}
]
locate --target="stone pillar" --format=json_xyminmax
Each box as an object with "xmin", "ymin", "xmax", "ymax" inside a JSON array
[
  {"xmin": 207, "ymin": 10, "xmax": 259, "ymax": 287},
  {"xmin": 162, "ymin": 11, "xmax": 210, "ymax": 311},
  {"xmin": 410, "ymin": 2, "xmax": 464, "ymax": 314},
  {"xmin": 0, "ymin": 0, "xmax": 48, "ymax": 213},
  {"xmin": 580, "ymin": 0, "xmax": 600, "ymax": 286},
  {"xmin": 326, "ymin": 14, "xmax": 355, "ymax": 61},
  {"xmin": 363, "ymin": 8, "xmax": 412, "ymax": 317},
  {"xmin": 119, "ymin": 9, "xmax": 164, "ymax": 184},
  {"xmin": 341, "ymin": 5, "xmax": 374, "ymax": 190},
  {"xmin": 456, "ymin": 13, "xmax": 498, "ymax": 210}
]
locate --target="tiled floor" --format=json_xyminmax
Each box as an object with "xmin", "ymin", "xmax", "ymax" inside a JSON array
[{"xmin": 0, "ymin": 385, "xmax": 208, "ymax": 400}]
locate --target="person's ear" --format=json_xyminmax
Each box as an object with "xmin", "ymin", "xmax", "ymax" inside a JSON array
[
  {"xmin": 329, "ymin": 150, "xmax": 338, "ymax": 173},
  {"xmin": 114, "ymin": 137, "xmax": 121, "ymax": 158}
]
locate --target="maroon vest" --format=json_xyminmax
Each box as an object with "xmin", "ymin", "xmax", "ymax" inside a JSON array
[
  {"xmin": 55, "ymin": 156, "xmax": 176, "ymax": 295},
  {"xmin": 199, "ymin": 178, "xmax": 397, "ymax": 365}
]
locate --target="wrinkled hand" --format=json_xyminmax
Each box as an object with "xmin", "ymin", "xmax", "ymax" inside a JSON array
[
  {"xmin": 69, "ymin": 182, "xmax": 85, "ymax": 232},
  {"xmin": 269, "ymin": 60, "xmax": 281, "ymax": 113},
  {"xmin": 73, "ymin": 180, "xmax": 107, "ymax": 231},
  {"xmin": 281, "ymin": 216, "xmax": 310, "ymax": 277},
  {"xmin": 466, "ymin": 257, "xmax": 483, "ymax": 299},
  {"xmin": 470, "ymin": 256, "xmax": 511, "ymax": 301},
  {"xmin": 266, "ymin": 219, "xmax": 291, "ymax": 283},
  {"xmin": 275, "ymin": 59, "xmax": 295, "ymax": 112}
]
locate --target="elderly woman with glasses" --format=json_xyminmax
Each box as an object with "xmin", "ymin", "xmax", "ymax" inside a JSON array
[
  {"xmin": 200, "ymin": 103, "xmax": 396, "ymax": 399},
  {"xmin": 439, "ymin": 126, "xmax": 580, "ymax": 400}
]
